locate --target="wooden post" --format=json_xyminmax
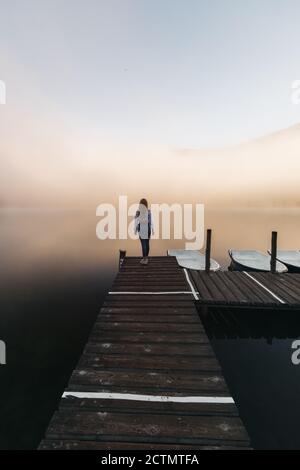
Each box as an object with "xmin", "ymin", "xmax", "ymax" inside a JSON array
[
  {"xmin": 270, "ymin": 231, "xmax": 277, "ymax": 274},
  {"xmin": 205, "ymin": 229, "xmax": 212, "ymax": 274},
  {"xmin": 119, "ymin": 250, "xmax": 126, "ymax": 271}
]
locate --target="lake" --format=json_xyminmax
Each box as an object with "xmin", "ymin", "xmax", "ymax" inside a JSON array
[{"xmin": 0, "ymin": 207, "xmax": 300, "ymax": 449}]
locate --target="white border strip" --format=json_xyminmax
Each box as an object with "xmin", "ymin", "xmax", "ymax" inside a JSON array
[
  {"xmin": 183, "ymin": 268, "xmax": 199, "ymax": 300},
  {"xmin": 109, "ymin": 291, "xmax": 192, "ymax": 295},
  {"xmin": 62, "ymin": 391, "xmax": 234, "ymax": 404},
  {"xmin": 243, "ymin": 271, "xmax": 285, "ymax": 304}
]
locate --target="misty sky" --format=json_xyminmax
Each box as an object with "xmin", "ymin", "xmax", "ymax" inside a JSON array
[
  {"xmin": 1, "ymin": 0, "xmax": 300, "ymax": 148},
  {"xmin": 1, "ymin": 0, "xmax": 300, "ymax": 209}
]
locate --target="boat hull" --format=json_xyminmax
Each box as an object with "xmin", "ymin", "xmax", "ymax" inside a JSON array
[
  {"xmin": 228, "ymin": 258, "xmax": 268, "ymax": 272},
  {"xmin": 228, "ymin": 250, "xmax": 287, "ymax": 273}
]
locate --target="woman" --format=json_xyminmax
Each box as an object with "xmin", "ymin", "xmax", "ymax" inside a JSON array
[{"xmin": 134, "ymin": 198, "xmax": 154, "ymax": 264}]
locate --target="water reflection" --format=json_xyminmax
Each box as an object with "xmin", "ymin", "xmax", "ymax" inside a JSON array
[
  {"xmin": 201, "ymin": 307, "xmax": 300, "ymax": 341},
  {"xmin": 200, "ymin": 307, "xmax": 300, "ymax": 449}
]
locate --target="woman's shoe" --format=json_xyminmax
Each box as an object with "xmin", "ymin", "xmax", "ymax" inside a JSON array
[
  {"xmin": 140, "ymin": 258, "xmax": 146, "ymax": 264},
  {"xmin": 144, "ymin": 258, "xmax": 149, "ymax": 265}
]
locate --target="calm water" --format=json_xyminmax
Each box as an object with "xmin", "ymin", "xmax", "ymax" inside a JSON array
[{"xmin": 1, "ymin": 208, "xmax": 300, "ymax": 449}]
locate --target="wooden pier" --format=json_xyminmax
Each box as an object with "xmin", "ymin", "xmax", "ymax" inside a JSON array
[
  {"xmin": 189, "ymin": 271, "xmax": 300, "ymax": 308},
  {"xmin": 39, "ymin": 256, "xmax": 251, "ymax": 450}
]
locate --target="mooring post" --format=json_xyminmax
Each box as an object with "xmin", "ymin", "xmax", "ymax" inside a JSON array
[
  {"xmin": 205, "ymin": 229, "xmax": 212, "ymax": 274},
  {"xmin": 270, "ymin": 231, "xmax": 277, "ymax": 274},
  {"xmin": 119, "ymin": 249, "xmax": 126, "ymax": 271}
]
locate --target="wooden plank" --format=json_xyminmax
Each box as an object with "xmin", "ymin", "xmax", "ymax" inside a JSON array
[
  {"xmin": 208, "ymin": 273, "xmax": 237, "ymax": 303},
  {"xmin": 114, "ymin": 274, "xmax": 187, "ymax": 281},
  {"xmin": 190, "ymin": 270, "xmax": 214, "ymax": 301},
  {"xmin": 84, "ymin": 342, "xmax": 212, "ymax": 356},
  {"xmin": 93, "ymin": 321, "xmax": 204, "ymax": 333},
  {"xmin": 88, "ymin": 331, "xmax": 210, "ymax": 344},
  {"xmin": 67, "ymin": 370, "xmax": 230, "ymax": 395},
  {"xmin": 216, "ymin": 272, "xmax": 249, "ymax": 303},
  {"xmin": 234, "ymin": 272, "xmax": 275, "ymax": 304},
  {"xmin": 97, "ymin": 313, "xmax": 199, "ymax": 323},
  {"xmin": 114, "ymin": 278, "xmax": 188, "ymax": 283},
  {"xmin": 112, "ymin": 285, "xmax": 189, "ymax": 292},
  {"xmin": 46, "ymin": 410, "xmax": 249, "ymax": 446},
  {"xmin": 114, "ymin": 284, "xmax": 190, "ymax": 293},
  {"xmin": 78, "ymin": 353, "xmax": 221, "ymax": 371},
  {"xmin": 39, "ymin": 439, "xmax": 249, "ymax": 450},
  {"xmin": 104, "ymin": 294, "xmax": 193, "ymax": 301},
  {"xmin": 60, "ymin": 396, "xmax": 236, "ymax": 413},
  {"xmin": 100, "ymin": 306, "xmax": 197, "ymax": 314},
  {"xmin": 103, "ymin": 298, "xmax": 194, "ymax": 307},
  {"xmin": 282, "ymin": 273, "xmax": 300, "ymax": 288},
  {"xmin": 195, "ymin": 273, "xmax": 228, "ymax": 302},
  {"xmin": 254, "ymin": 273, "xmax": 300, "ymax": 304}
]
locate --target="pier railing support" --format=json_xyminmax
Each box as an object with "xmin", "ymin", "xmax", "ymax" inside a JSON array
[
  {"xmin": 270, "ymin": 231, "xmax": 277, "ymax": 274},
  {"xmin": 119, "ymin": 250, "xmax": 126, "ymax": 271},
  {"xmin": 205, "ymin": 229, "xmax": 212, "ymax": 274}
]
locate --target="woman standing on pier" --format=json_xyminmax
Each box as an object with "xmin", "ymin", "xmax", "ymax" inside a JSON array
[{"xmin": 134, "ymin": 198, "xmax": 154, "ymax": 265}]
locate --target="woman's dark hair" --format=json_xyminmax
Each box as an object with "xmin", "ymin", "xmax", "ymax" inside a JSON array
[{"xmin": 139, "ymin": 198, "xmax": 148, "ymax": 208}]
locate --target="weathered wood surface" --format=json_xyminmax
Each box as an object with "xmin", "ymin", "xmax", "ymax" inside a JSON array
[
  {"xmin": 39, "ymin": 256, "xmax": 251, "ymax": 450},
  {"xmin": 42, "ymin": 409, "xmax": 249, "ymax": 446},
  {"xmin": 190, "ymin": 271, "xmax": 300, "ymax": 308},
  {"xmin": 39, "ymin": 439, "xmax": 249, "ymax": 450}
]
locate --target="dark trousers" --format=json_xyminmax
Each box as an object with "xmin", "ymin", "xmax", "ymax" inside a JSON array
[{"xmin": 139, "ymin": 235, "xmax": 150, "ymax": 257}]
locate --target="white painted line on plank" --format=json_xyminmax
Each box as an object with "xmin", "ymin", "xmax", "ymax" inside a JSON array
[
  {"xmin": 62, "ymin": 391, "xmax": 234, "ymax": 404},
  {"xmin": 183, "ymin": 269, "xmax": 199, "ymax": 300},
  {"xmin": 109, "ymin": 291, "xmax": 193, "ymax": 295},
  {"xmin": 243, "ymin": 271, "xmax": 285, "ymax": 304}
]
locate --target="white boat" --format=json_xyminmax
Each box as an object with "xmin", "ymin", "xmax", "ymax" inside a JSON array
[
  {"xmin": 269, "ymin": 250, "xmax": 300, "ymax": 273},
  {"xmin": 228, "ymin": 250, "xmax": 287, "ymax": 273},
  {"xmin": 167, "ymin": 249, "xmax": 220, "ymax": 271}
]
